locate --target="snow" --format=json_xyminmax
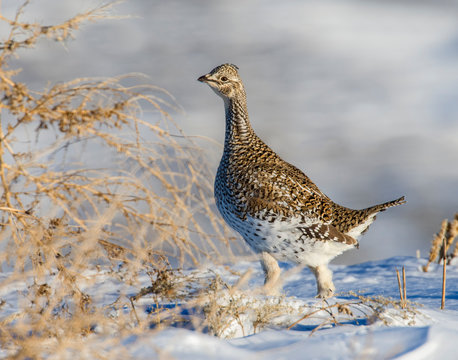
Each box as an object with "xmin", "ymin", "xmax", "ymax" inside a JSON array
[
  {"xmin": 2, "ymin": 256, "xmax": 458, "ymax": 359},
  {"xmin": 2, "ymin": 0, "xmax": 458, "ymax": 358}
]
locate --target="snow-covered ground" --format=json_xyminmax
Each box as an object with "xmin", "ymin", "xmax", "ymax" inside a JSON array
[
  {"xmin": 1, "ymin": 256, "xmax": 457, "ymax": 359},
  {"xmin": 1, "ymin": 1, "xmax": 458, "ymax": 358}
]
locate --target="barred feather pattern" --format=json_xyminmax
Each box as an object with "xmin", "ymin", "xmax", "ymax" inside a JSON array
[{"xmin": 199, "ymin": 64, "xmax": 405, "ymax": 295}]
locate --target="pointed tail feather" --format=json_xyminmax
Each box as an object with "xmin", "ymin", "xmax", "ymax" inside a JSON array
[{"xmin": 367, "ymin": 196, "xmax": 406, "ymax": 214}]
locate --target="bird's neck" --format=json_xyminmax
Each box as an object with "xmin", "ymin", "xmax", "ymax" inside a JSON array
[{"xmin": 223, "ymin": 93, "xmax": 255, "ymax": 148}]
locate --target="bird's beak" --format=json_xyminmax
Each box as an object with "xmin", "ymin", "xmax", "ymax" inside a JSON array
[{"xmin": 197, "ymin": 74, "xmax": 210, "ymax": 83}]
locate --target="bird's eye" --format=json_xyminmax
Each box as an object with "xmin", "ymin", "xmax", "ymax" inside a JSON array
[{"xmin": 221, "ymin": 76, "xmax": 228, "ymax": 82}]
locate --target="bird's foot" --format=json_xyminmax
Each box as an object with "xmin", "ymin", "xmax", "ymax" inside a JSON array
[
  {"xmin": 309, "ymin": 264, "xmax": 335, "ymax": 299},
  {"xmin": 315, "ymin": 285, "xmax": 335, "ymax": 299}
]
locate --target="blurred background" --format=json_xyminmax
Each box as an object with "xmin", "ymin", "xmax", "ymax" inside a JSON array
[{"xmin": 3, "ymin": 0, "xmax": 458, "ymax": 264}]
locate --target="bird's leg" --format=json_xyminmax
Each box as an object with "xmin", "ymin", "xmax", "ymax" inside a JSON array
[
  {"xmin": 260, "ymin": 251, "xmax": 281, "ymax": 295},
  {"xmin": 309, "ymin": 264, "xmax": 335, "ymax": 298}
]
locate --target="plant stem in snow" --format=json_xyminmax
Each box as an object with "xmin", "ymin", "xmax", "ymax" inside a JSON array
[
  {"xmin": 396, "ymin": 268, "xmax": 404, "ymax": 308},
  {"xmin": 402, "ymin": 267, "xmax": 406, "ymax": 305},
  {"xmin": 441, "ymin": 237, "xmax": 446, "ymax": 310}
]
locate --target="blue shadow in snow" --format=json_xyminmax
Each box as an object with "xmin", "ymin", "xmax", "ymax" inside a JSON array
[
  {"xmin": 289, "ymin": 318, "xmax": 370, "ymax": 332},
  {"xmin": 145, "ymin": 303, "xmax": 207, "ymax": 332}
]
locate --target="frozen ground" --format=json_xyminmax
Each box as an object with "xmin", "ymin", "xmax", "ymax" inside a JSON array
[{"xmin": 1, "ymin": 256, "xmax": 457, "ymax": 359}]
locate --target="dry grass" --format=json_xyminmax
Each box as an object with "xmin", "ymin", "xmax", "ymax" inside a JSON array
[
  {"xmin": 0, "ymin": 1, "xmax": 236, "ymax": 357},
  {"xmin": 396, "ymin": 267, "xmax": 407, "ymax": 309},
  {"xmin": 194, "ymin": 272, "xmax": 421, "ymax": 339},
  {"xmin": 199, "ymin": 272, "xmax": 299, "ymax": 338},
  {"xmin": 421, "ymin": 214, "xmax": 457, "ymax": 309},
  {"xmin": 422, "ymin": 213, "xmax": 458, "ymax": 271}
]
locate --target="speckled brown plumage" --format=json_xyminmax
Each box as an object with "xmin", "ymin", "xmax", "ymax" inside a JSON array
[{"xmin": 198, "ymin": 64, "xmax": 405, "ymax": 297}]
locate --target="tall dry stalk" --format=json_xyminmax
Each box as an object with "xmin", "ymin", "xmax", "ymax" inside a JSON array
[
  {"xmin": 441, "ymin": 236, "xmax": 446, "ymax": 310},
  {"xmin": 395, "ymin": 267, "xmax": 406, "ymax": 309},
  {"xmin": 0, "ymin": 1, "xmax": 235, "ymax": 357},
  {"xmin": 423, "ymin": 219, "xmax": 448, "ymax": 272},
  {"xmin": 423, "ymin": 214, "xmax": 458, "ymax": 272},
  {"xmin": 422, "ymin": 214, "xmax": 458, "ymax": 309}
]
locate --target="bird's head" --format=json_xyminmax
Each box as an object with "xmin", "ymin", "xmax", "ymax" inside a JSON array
[{"xmin": 198, "ymin": 64, "xmax": 244, "ymax": 100}]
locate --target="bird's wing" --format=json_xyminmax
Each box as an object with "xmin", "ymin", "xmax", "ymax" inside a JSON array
[
  {"xmin": 278, "ymin": 160, "xmax": 327, "ymax": 198},
  {"xmin": 238, "ymin": 160, "xmax": 333, "ymax": 222}
]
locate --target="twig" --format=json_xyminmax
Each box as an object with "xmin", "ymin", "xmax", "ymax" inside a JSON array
[
  {"xmin": 287, "ymin": 301, "xmax": 359, "ymax": 330},
  {"xmin": 441, "ymin": 236, "xmax": 446, "ymax": 310},
  {"xmin": 129, "ymin": 297, "xmax": 141, "ymax": 325},
  {"xmin": 309, "ymin": 318, "xmax": 334, "ymax": 337},
  {"xmin": 402, "ymin": 267, "xmax": 406, "ymax": 305},
  {"xmin": 396, "ymin": 268, "xmax": 404, "ymax": 308},
  {"xmin": 396, "ymin": 267, "xmax": 407, "ymax": 309}
]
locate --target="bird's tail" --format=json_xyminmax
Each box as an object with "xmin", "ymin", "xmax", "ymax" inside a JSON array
[{"xmin": 365, "ymin": 196, "xmax": 406, "ymax": 214}]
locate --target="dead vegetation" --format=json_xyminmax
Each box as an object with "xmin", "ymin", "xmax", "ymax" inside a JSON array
[
  {"xmin": 0, "ymin": 1, "xmax": 234, "ymax": 357},
  {"xmin": 396, "ymin": 267, "xmax": 407, "ymax": 309},
  {"xmin": 421, "ymin": 213, "xmax": 457, "ymax": 309},
  {"xmin": 198, "ymin": 273, "xmax": 298, "ymax": 338},
  {"xmin": 422, "ymin": 213, "xmax": 458, "ymax": 271},
  {"xmin": 195, "ymin": 273, "xmax": 421, "ymax": 339}
]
